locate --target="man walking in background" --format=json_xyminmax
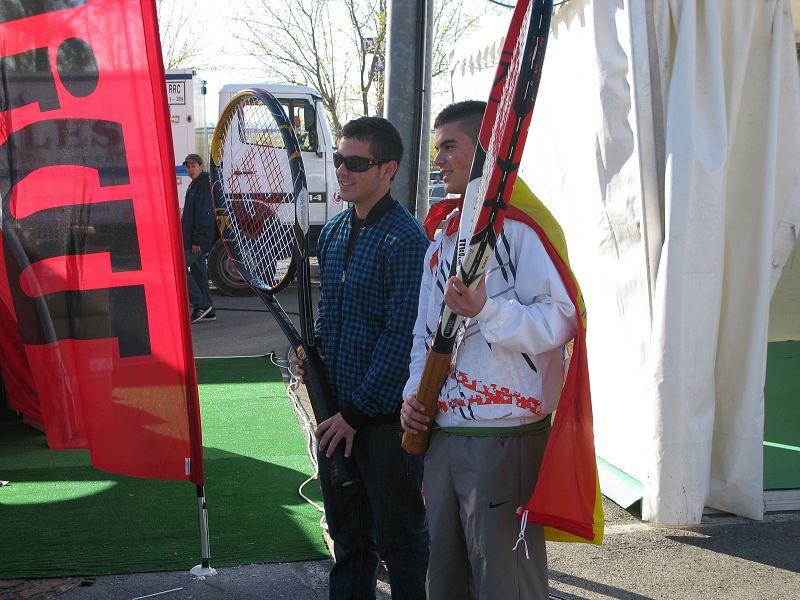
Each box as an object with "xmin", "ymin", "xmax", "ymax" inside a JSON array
[{"xmin": 181, "ymin": 153, "xmax": 216, "ymax": 323}]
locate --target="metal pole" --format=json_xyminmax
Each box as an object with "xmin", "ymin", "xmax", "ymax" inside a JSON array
[
  {"xmin": 385, "ymin": 0, "xmax": 433, "ymax": 220},
  {"xmin": 189, "ymin": 484, "xmax": 217, "ymax": 577}
]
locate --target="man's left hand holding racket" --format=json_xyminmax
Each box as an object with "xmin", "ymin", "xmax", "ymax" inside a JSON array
[{"xmin": 289, "ymin": 352, "xmax": 357, "ymax": 460}]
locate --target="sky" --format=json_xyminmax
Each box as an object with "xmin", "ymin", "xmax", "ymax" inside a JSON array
[
  {"xmin": 161, "ymin": 0, "xmax": 510, "ymax": 125},
  {"xmin": 172, "ymin": 1, "xmax": 267, "ymax": 118}
]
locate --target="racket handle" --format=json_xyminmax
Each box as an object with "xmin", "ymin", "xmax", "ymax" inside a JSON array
[
  {"xmin": 302, "ymin": 347, "xmax": 359, "ymax": 488},
  {"xmin": 401, "ymin": 348, "xmax": 452, "ymax": 455},
  {"xmin": 328, "ymin": 445, "xmax": 357, "ymax": 489}
]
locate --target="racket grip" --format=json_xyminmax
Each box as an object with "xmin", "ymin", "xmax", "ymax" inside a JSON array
[
  {"xmin": 302, "ymin": 347, "xmax": 359, "ymax": 488},
  {"xmin": 328, "ymin": 446, "xmax": 356, "ymax": 489},
  {"xmin": 401, "ymin": 348, "xmax": 452, "ymax": 455}
]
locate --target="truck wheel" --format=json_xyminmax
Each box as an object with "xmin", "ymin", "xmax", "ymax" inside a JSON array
[{"xmin": 208, "ymin": 241, "xmax": 254, "ymax": 296}]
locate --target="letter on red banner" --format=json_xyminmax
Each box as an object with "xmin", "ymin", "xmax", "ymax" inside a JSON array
[{"xmin": 0, "ymin": 0, "xmax": 203, "ymax": 484}]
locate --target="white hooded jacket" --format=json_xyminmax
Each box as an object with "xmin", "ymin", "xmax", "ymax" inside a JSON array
[{"xmin": 403, "ymin": 214, "xmax": 577, "ymax": 428}]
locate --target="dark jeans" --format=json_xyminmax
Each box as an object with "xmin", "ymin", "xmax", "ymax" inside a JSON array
[
  {"xmin": 184, "ymin": 249, "xmax": 212, "ymax": 308},
  {"xmin": 318, "ymin": 422, "xmax": 429, "ymax": 600}
]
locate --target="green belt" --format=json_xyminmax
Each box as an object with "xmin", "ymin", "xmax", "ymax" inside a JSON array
[{"xmin": 437, "ymin": 419, "xmax": 551, "ymax": 437}]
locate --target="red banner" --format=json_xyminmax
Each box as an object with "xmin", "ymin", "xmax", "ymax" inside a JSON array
[{"xmin": 0, "ymin": 0, "xmax": 203, "ymax": 484}]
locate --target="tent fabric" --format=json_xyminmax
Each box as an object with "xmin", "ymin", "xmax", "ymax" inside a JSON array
[
  {"xmin": 0, "ymin": 0, "xmax": 204, "ymax": 484},
  {"xmin": 645, "ymin": 0, "xmax": 800, "ymax": 523},
  {"xmin": 449, "ymin": 0, "xmax": 800, "ymax": 525}
]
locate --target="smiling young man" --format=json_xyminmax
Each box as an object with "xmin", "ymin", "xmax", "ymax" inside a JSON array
[
  {"xmin": 401, "ymin": 101, "xmax": 578, "ymax": 599},
  {"xmin": 293, "ymin": 117, "xmax": 430, "ymax": 599}
]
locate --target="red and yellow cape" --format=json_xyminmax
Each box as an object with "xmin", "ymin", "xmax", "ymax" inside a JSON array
[{"xmin": 424, "ymin": 179, "xmax": 604, "ymax": 544}]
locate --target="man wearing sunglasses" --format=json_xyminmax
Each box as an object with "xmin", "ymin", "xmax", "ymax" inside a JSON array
[{"xmin": 292, "ymin": 117, "xmax": 430, "ymax": 599}]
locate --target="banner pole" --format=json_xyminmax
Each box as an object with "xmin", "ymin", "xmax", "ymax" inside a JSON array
[{"xmin": 190, "ymin": 484, "xmax": 217, "ymax": 577}]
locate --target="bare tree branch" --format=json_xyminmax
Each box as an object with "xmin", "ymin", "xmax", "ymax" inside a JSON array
[
  {"xmin": 233, "ymin": 0, "xmax": 489, "ymax": 134},
  {"xmin": 342, "ymin": 0, "xmax": 386, "ymax": 117},
  {"xmin": 233, "ymin": 0, "xmax": 351, "ymax": 134},
  {"xmin": 156, "ymin": 0, "xmax": 208, "ymax": 69},
  {"xmin": 432, "ymin": 0, "xmax": 489, "ymax": 79}
]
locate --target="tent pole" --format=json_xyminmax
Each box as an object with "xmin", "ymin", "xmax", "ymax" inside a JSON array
[{"xmin": 190, "ymin": 484, "xmax": 217, "ymax": 577}]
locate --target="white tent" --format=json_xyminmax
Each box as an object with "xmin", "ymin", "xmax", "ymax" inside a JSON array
[{"xmin": 448, "ymin": 0, "xmax": 800, "ymax": 526}]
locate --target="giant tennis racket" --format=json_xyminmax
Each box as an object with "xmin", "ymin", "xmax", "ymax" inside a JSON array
[
  {"xmin": 402, "ymin": 0, "xmax": 553, "ymax": 454},
  {"xmin": 211, "ymin": 89, "xmax": 356, "ymax": 487}
]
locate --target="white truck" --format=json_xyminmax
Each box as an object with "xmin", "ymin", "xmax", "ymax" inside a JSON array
[
  {"xmin": 166, "ymin": 71, "xmax": 343, "ymax": 295},
  {"xmin": 166, "ymin": 69, "xmax": 210, "ymax": 199}
]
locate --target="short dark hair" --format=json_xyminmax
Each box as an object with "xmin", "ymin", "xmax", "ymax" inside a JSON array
[
  {"xmin": 433, "ymin": 100, "xmax": 486, "ymax": 145},
  {"xmin": 340, "ymin": 117, "xmax": 403, "ymax": 166}
]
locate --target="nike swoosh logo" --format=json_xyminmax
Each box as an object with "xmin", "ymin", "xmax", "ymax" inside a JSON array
[{"xmin": 488, "ymin": 501, "xmax": 508, "ymax": 509}]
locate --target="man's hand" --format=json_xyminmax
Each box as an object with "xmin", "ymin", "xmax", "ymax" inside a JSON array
[
  {"xmin": 289, "ymin": 352, "xmax": 306, "ymax": 384},
  {"xmin": 316, "ymin": 413, "xmax": 356, "ymax": 458},
  {"xmin": 191, "ymin": 244, "xmax": 201, "ymax": 254},
  {"xmin": 400, "ymin": 393, "xmax": 431, "ymax": 434},
  {"xmin": 289, "ymin": 348, "xmax": 324, "ymax": 384},
  {"xmin": 443, "ymin": 275, "xmax": 487, "ymax": 318}
]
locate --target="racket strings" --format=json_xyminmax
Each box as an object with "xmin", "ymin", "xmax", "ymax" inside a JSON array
[
  {"xmin": 485, "ymin": 3, "xmax": 531, "ymax": 192},
  {"xmin": 465, "ymin": 2, "xmax": 533, "ymax": 246},
  {"xmin": 492, "ymin": 4, "xmax": 530, "ymax": 154},
  {"xmin": 218, "ymin": 102, "xmax": 298, "ymax": 290}
]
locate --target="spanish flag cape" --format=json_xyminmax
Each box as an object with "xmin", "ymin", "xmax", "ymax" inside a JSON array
[{"xmin": 423, "ymin": 179, "xmax": 604, "ymax": 544}]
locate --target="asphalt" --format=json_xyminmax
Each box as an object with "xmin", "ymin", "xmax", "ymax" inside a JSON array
[{"xmin": 7, "ymin": 287, "xmax": 800, "ymax": 600}]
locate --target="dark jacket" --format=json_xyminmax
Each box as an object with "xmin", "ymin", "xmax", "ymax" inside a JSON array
[
  {"xmin": 315, "ymin": 193, "xmax": 429, "ymax": 428},
  {"xmin": 181, "ymin": 171, "xmax": 214, "ymax": 252}
]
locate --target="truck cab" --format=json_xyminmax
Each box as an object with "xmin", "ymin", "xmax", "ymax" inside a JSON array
[
  {"xmin": 217, "ymin": 84, "xmax": 342, "ymax": 257},
  {"xmin": 166, "ymin": 71, "xmax": 343, "ymax": 295}
]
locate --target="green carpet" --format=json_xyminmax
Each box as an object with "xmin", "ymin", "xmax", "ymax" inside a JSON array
[
  {"xmin": 0, "ymin": 356, "xmax": 328, "ymax": 579},
  {"xmin": 764, "ymin": 341, "xmax": 800, "ymax": 490}
]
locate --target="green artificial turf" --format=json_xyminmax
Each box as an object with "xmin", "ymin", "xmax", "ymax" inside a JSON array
[{"xmin": 0, "ymin": 356, "xmax": 327, "ymax": 579}]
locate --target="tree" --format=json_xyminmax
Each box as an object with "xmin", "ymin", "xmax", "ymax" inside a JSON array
[
  {"xmin": 156, "ymin": 0, "xmax": 206, "ymax": 69},
  {"xmin": 431, "ymin": 0, "xmax": 486, "ymax": 79},
  {"xmin": 233, "ymin": 0, "xmax": 350, "ymax": 135},
  {"xmin": 235, "ymin": 0, "xmax": 492, "ymax": 135},
  {"xmin": 343, "ymin": 0, "xmax": 387, "ymax": 118}
]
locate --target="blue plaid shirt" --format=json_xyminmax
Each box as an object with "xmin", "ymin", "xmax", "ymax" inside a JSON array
[{"xmin": 315, "ymin": 194, "xmax": 429, "ymax": 428}]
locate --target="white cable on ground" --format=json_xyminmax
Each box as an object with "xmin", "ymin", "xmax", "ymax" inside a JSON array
[{"xmin": 268, "ymin": 352, "xmax": 325, "ymax": 518}]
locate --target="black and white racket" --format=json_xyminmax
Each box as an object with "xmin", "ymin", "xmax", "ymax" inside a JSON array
[
  {"xmin": 210, "ymin": 88, "xmax": 356, "ymax": 487},
  {"xmin": 402, "ymin": 0, "xmax": 553, "ymax": 454}
]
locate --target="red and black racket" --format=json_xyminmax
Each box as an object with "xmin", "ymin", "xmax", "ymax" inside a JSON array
[
  {"xmin": 402, "ymin": 0, "xmax": 553, "ymax": 454},
  {"xmin": 211, "ymin": 89, "xmax": 356, "ymax": 487}
]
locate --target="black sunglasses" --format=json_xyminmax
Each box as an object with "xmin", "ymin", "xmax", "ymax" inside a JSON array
[{"xmin": 333, "ymin": 152, "xmax": 388, "ymax": 172}]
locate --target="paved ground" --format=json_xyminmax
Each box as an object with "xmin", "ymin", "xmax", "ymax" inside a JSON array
[
  {"xmin": 10, "ymin": 503, "xmax": 800, "ymax": 599},
  {"xmin": 6, "ymin": 288, "xmax": 800, "ymax": 599}
]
